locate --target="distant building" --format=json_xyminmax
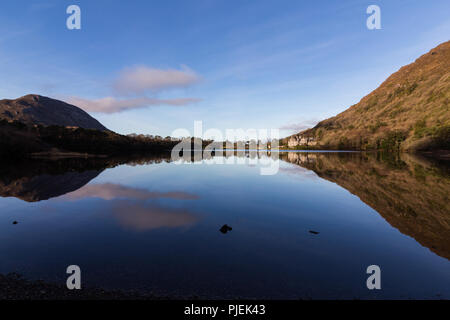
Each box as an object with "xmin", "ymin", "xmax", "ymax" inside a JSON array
[{"xmin": 287, "ymin": 135, "xmax": 316, "ymax": 147}]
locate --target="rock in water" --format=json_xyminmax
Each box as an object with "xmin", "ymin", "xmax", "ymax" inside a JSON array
[{"xmin": 220, "ymin": 224, "xmax": 232, "ymax": 234}]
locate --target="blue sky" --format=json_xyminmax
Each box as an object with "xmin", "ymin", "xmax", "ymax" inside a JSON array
[{"xmin": 0, "ymin": 0, "xmax": 449, "ymax": 137}]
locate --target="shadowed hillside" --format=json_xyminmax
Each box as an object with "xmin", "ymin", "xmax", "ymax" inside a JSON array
[
  {"xmin": 0, "ymin": 119, "xmax": 179, "ymax": 158},
  {"xmin": 0, "ymin": 94, "xmax": 107, "ymax": 131},
  {"xmin": 0, "ymin": 95, "xmax": 184, "ymax": 158}
]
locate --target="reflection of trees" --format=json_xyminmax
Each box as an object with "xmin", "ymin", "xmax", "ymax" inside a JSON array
[
  {"xmin": 281, "ymin": 152, "xmax": 450, "ymax": 260},
  {"xmin": 0, "ymin": 154, "xmax": 172, "ymax": 202},
  {"xmin": 3, "ymin": 150, "xmax": 448, "ymax": 259},
  {"xmin": 0, "ymin": 151, "xmax": 277, "ymax": 202}
]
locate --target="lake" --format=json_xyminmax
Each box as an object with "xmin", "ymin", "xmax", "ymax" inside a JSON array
[{"xmin": 0, "ymin": 151, "xmax": 449, "ymax": 299}]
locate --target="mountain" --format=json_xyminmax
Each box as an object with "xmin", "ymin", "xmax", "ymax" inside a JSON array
[
  {"xmin": 0, "ymin": 94, "xmax": 107, "ymax": 131},
  {"xmin": 284, "ymin": 41, "xmax": 450, "ymax": 151},
  {"xmin": 0, "ymin": 95, "xmax": 182, "ymax": 157}
]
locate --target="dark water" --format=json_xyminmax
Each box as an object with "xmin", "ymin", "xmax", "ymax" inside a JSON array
[{"xmin": 0, "ymin": 152, "xmax": 449, "ymax": 299}]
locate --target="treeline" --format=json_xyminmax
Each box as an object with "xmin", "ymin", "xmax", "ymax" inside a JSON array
[
  {"xmin": 40, "ymin": 126, "xmax": 180, "ymax": 154},
  {"xmin": 279, "ymin": 124, "xmax": 450, "ymax": 152},
  {"xmin": 0, "ymin": 120, "xmax": 179, "ymax": 159}
]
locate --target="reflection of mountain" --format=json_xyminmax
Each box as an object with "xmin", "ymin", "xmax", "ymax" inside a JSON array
[
  {"xmin": 0, "ymin": 170, "xmax": 101, "ymax": 202},
  {"xmin": 280, "ymin": 152, "xmax": 450, "ymax": 260},
  {"xmin": 0, "ymin": 155, "xmax": 201, "ymax": 231},
  {"xmin": 0, "ymin": 154, "xmax": 172, "ymax": 202},
  {"xmin": 3, "ymin": 151, "xmax": 449, "ymax": 253}
]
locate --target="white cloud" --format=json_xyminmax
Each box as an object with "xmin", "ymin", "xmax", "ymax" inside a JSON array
[
  {"xmin": 68, "ymin": 96, "xmax": 200, "ymax": 113},
  {"xmin": 113, "ymin": 65, "xmax": 200, "ymax": 95},
  {"xmin": 279, "ymin": 118, "xmax": 319, "ymax": 132},
  {"xmin": 63, "ymin": 65, "xmax": 202, "ymax": 113},
  {"xmin": 65, "ymin": 183, "xmax": 199, "ymax": 200}
]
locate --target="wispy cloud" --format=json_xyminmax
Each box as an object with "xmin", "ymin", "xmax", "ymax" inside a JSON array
[
  {"xmin": 279, "ymin": 118, "xmax": 319, "ymax": 132},
  {"xmin": 67, "ymin": 96, "xmax": 201, "ymax": 113},
  {"xmin": 113, "ymin": 65, "xmax": 200, "ymax": 95},
  {"xmin": 210, "ymin": 40, "xmax": 337, "ymax": 81},
  {"xmin": 66, "ymin": 65, "xmax": 202, "ymax": 113}
]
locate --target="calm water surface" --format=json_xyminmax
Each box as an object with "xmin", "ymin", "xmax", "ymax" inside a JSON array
[{"xmin": 0, "ymin": 152, "xmax": 449, "ymax": 299}]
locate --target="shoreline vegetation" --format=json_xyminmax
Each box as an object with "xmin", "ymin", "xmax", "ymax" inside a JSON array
[
  {"xmin": 278, "ymin": 127, "xmax": 449, "ymax": 153},
  {"xmin": 0, "ymin": 120, "xmax": 450, "ymax": 161},
  {"xmin": 0, "ymin": 119, "xmax": 180, "ymax": 159},
  {"xmin": 276, "ymin": 145, "xmax": 450, "ymax": 160},
  {"xmin": 1, "ymin": 119, "xmax": 448, "ymax": 161}
]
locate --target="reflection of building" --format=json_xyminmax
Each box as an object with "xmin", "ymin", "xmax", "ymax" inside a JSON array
[
  {"xmin": 287, "ymin": 152, "xmax": 317, "ymax": 164},
  {"xmin": 287, "ymin": 135, "xmax": 317, "ymax": 147}
]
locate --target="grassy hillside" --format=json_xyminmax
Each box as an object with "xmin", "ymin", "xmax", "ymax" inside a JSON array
[{"xmin": 284, "ymin": 41, "xmax": 450, "ymax": 151}]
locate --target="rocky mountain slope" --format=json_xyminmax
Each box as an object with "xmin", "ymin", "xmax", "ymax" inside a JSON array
[
  {"xmin": 0, "ymin": 94, "xmax": 107, "ymax": 131},
  {"xmin": 285, "ymin": 41, "xmax": 450, "ymax": 151}
]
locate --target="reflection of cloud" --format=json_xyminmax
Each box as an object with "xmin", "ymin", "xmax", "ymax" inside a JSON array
[
  {"xmin": 65, "ymin": 183, "xmax": 199, "ymax": 200},
  {"xmin": 67, "ymin": 96, "xmax": 200, "ymax": 114},
  {"xmin": 112, "ymin": 200, "xmax": 198, "ymax": 231},
  {"xmin": 65, "ymin": 184, "xmax": 201, "ymax": 231},
  {"xmin": 113, "ymin": 65, "xmax": 200, "ymax": 95}
]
